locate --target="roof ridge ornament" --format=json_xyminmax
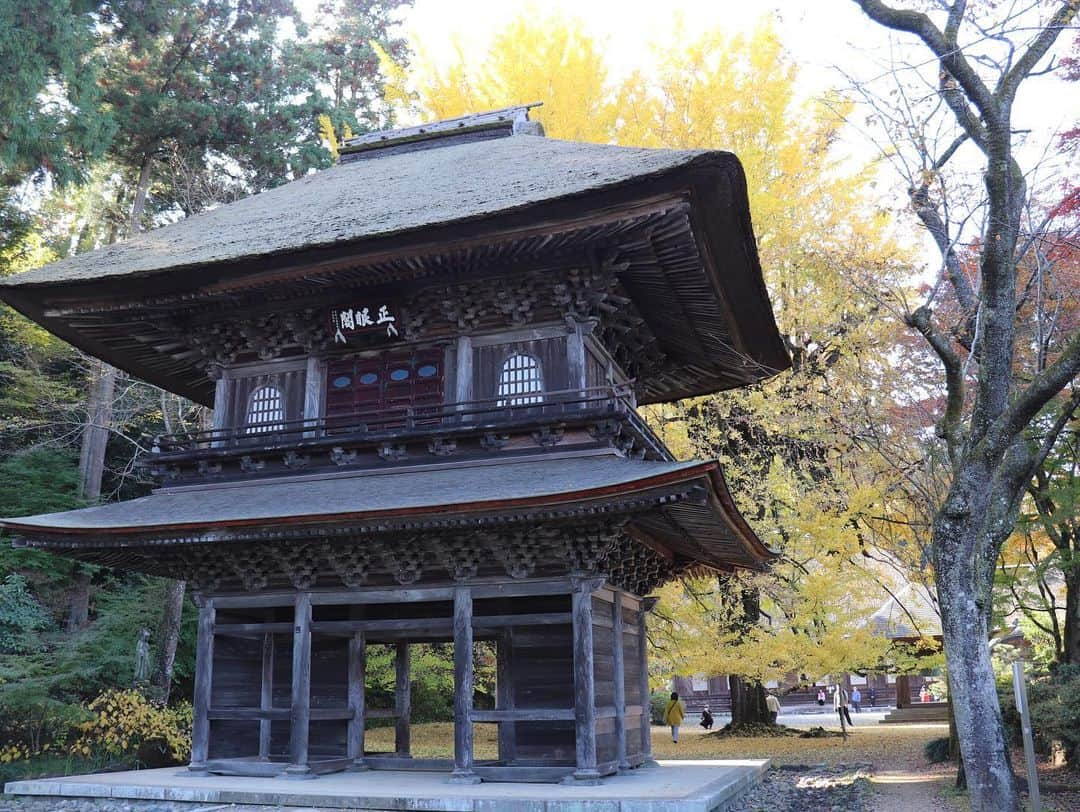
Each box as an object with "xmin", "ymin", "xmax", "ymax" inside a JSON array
[{"xmin": 339, "ymin": 103, "xmax": 544, "ymax": 161}]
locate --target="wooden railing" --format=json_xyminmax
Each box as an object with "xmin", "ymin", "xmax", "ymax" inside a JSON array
[{"xmin": 151, "ymin": 384, "xmax": 665, "ymax": 459}]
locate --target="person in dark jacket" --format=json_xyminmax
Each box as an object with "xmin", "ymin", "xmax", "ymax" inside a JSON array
[{"xmin": 700, "ymin": 707, "xmax": 714, "ymax": 730}]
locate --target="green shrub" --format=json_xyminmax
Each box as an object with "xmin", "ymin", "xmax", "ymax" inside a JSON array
[
  {"xmin": 924, "ymin": 736, "xmax": 951, "ymax": 763},
  {"xmin": 0, "ymin": 574, "xmax": 52, "ymax": 654},
  {"xmin": 71, "ymin": 689, "xmax": 192, "ymax": 765},
  {"xmin": 1001, "ymin": 664, "xmax": 1080, "ymax": 767},
  {"xmin": 650, "ymin": 692, "xmax": 669, "ymax": 725}
]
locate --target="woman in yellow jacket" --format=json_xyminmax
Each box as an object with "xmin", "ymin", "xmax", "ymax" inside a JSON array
[{"xmin": 663, "ymin": 691, "xmax": 685, "ymax": 743}]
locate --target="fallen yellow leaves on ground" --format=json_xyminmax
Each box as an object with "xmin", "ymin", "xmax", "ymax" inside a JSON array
[{"xmin": 363, "ymin": 721, "xmax": 948, "ymax": 769}]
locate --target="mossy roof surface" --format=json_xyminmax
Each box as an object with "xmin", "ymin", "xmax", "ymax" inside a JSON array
[{"xmin": 2, "ymin": 136, "xmax": 722, "ymax": 289}]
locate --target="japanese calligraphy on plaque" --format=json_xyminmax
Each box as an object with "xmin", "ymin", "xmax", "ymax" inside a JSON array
[{"xmin": 330, "ymin": 304, "xmax": 400, "ymax": 343}]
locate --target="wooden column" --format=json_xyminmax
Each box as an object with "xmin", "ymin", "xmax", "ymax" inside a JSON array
[
  {"xmin": 454, "ymin": 336, "xmax": 473, "ymax": 408},
  {"xmin": 612, "ymin": 590, "xmax": 629, "ymax": 772},
  {"xmin": 566, "ymin": 321, "xmax": 587, "ymax": 396},
  {"xmin": 284, "ymin": 592, "xmax": 313, "ymax": 778},
  {"xmin": 210, "ymin": 375, "xmax": 228, "ymax": 448},
  {"xmin": 259, "ymin": 632, "xmax": 274, "ymax": 759},
  {"xmin": 496, "ymin": 629, "xmax": 516, "ymax": 764},
  {"xmin": 395, "ymin": 640, "xmax": 412, "ymax": 757},
  {"xmin": 189, "ymin": 599, "xmax": 215, "ymax": 772},
  {"xmin": 450, "ymin": 586, "xmax": 480, "ymax": 784},
  {"xmin": 347, "ymin": 632, "xmax": 368, "ymax": 770},
  {"xmin": 896, "ymin": 675, "xmax": 910, "ymax": 709},
  {"xmin": 303, "ymin": 356, "xmax": 323, "ymax": 437},
  {"xmin": 639, "ymin": 597, "xmax": 658, "ymax": 767},
  {"xmin": 569, "ymin": 577, "xmax": 601, "ymax": 783}
]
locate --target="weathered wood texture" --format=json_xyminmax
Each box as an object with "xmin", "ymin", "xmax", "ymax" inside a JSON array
[
  {"xmin": 190, "ymin": 601, "xmax": 215, "ymax": 770},
  {"xmin": 496, "ymin": 630, "xmax": 516, "ymax": 763},
  {"xmin": 473, "ymin": 337, "xmax": 569, "ymax": 401},
  {"xmin": 347, "ymin": 632, "xmax": 366, "ymax": 767},
  {"xmin": 572, "ymin": 582, "xmax": 598, "ymax": 779},
  {"xmin": 395, "ymin": 641, "xmax": 411, "ymax": 757},
  {"xmin": 451, "ymin": 587, "xmax": 478, "ymax": 783},
  {"xmin": 286, "ymin": 592, "xmax": 312, "ymax": 775},
  {"xmin": 611, "ymin": 590, "xmax": 628, "ymax": 771},
  {"xmin": 259, "ymin": 633, "xmax": 274, "ymax": 758}
]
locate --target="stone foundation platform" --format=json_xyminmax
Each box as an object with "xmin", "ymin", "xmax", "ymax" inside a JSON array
[{"xmin": 4, "ymin": 759, "xmax": 769, "ymax": 811}]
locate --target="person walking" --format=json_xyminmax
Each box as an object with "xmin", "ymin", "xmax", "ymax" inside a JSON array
[
  {"xmin": 663, "ymin": 692, "xmax": 685, "ymax": 743},
  {"xmin": 765, "ymin": 691, "xmax": 781, "ymax": 725},
  {"xmin": 868, "ymin": 687, "xmax": 876, "ymax": 708},
  {"xmin": 851, "ymin": 686, "xmax": 862, "ymax": 713},
  {"xmin": 834, "ymin": 684, "xmax": 853, "ymax": 727}
]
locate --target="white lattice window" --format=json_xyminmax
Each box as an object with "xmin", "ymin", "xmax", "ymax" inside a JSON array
[
  {"xmin": 497, "ymin": 353, "xmax": 544, "ymax": 406},
  {"xmin": 246, "ymin": 385, "xmax": 285, "ymax": 433}
]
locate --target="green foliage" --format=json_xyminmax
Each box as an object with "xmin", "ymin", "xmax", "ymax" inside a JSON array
[
  {"xmin": 1000, "ymin": 664, "xmax": 1080, "ymax": 767},
  {"xmin": 924, "ymin": 736, "xmax": 951, "ymax": 764},
  {"xmin": 650, "ymin": 691, "xmax": 669, "ymax": 725},
  {"xmin": 0, "ymin": 574, "xmax": 52, "ymax": 654},
  {"xmin": 0, "ymin": 0, "xmax": 113, "ymax": 190}
]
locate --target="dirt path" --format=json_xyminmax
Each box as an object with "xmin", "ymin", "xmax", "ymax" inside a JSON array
[{"xmin": 869, "ymin": 765, "xmax": 965, "ymax": 812}]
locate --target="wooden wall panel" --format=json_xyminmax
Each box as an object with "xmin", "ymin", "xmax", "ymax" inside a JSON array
[
  {"xmin": 309, "ymin": 719, "xmax": 348, "ymax": 758},
  {"xmin": 311, "ymin": 637, "xmax": 348, "ymax": 708},
  {"xmin": 473, "ymin": 337, "xmax": 569, "ymax": 401},
  {"xmin": 510, "ymin": 721, "xmax": 575, "ymax": 765},
  {"xmin": 208, "ymin": 720, "xmax": 259, "ymax": 759},
  {"xmin": 211, "ymin": 636, "xmax": 261, "ymax": 709}
]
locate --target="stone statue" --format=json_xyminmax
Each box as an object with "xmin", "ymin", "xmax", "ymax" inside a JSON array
[{"xmin": 134, "ymin": 628, "xmax": 152, "ymax": 684}]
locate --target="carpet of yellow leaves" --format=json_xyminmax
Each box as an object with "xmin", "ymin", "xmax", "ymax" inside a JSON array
[{"xmin": 364, "ymin": 721, "xmax": 947, "ymax": 768}]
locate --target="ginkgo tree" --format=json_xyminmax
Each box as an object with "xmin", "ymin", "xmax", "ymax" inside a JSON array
[{"xmin": 381, "ymin": 14, "xmax": 932, "ymax": 718}]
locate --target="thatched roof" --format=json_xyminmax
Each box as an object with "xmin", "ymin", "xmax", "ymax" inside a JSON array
[{"xmin": 2, "ymin": 136, "xmax": 723, "ymax": 289}]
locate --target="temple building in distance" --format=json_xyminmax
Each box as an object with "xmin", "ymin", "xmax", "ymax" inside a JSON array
[{"xmin": 0, "ymin": 105, "xmax": 789, "ymax": 784}]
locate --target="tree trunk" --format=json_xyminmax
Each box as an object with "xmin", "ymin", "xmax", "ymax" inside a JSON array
[
  {"xmin": 935, "ymin": 511, "xmax": 1017, "ymax": 810},
  {"xmin": 150, "ymin": 579, "xmax": 186, "ymax": 705},
  {"xmin": 728, "ymin": 675, "xmax": 768, "ymax": 724},
  {"xmin": 77, "ymin": 359, "xmax": 116, "ymax": 502},
  {"xmin": 129, "ymin": 153, "xmax": 154, "ymax": 233},
  {"xmin": 65, "ymin": 566, "xmax": 91, "ymax": 632},
  {"xmin": 1063, "ymin": 532, "xmax": 1079, "ymax": 667},
  {"xmin": 723, "ymin": 578, "xmax": 768, "ymax": 724}
]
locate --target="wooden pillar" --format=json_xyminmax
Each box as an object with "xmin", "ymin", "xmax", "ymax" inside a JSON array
[
  {"xmin": 639, "ymin": 597, "xmax": 658, "ymax": 767},
  {"xmin": 454, "ymin": 336, "xmax": 473, "ymax": 408},
  {"xmin": 611, "ymin": 590, "xmax": 629, "ymax": 772},
  {"xmin": 189, "ymin": 599, "xmax": 215, "ymax": 772},
  {"xmin": 347, "ymin": 632, "xmax": 367, "ymax": 770},
  {"xmin": 303, "ymin": 356, "xmax": 322, "ymax": 438},
  {"xmin": 395, "ymin": 640, "xmax": 412, "ymax": 757},
  {"xmin": 210, "ymin": 374, "xmax": 228, "ymax": 447},
  {"xmin": 568, "ymin": 577, "xmax": 601, "ymax": 784},
  {"xmin": 450, "ymin": 586, "xmax": 480, "ymax": 784},
  {"xmin": 284, "ymin": 592, "xmax": 313, "ymax": 778},
  {"xmin": 496, "ymin": 629, "xmax": 516, "ymax": 764},
  {"xmin": 259, "ymin": 632, "xmax": 274, "ymax": 759},
  {"xmin": 896, "ymin": 674, "xmax": 910, "ymax": 709}
]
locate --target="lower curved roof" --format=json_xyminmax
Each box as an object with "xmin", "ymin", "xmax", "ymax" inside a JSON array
[{"xmin": 2, "ymin": 453, "xmax": 773, "ymax": 572}]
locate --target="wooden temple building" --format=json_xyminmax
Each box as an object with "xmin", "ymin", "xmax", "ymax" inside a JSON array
[{"xmin": 0, "ymin": 105, "xmax": 788, "ymax": 784}]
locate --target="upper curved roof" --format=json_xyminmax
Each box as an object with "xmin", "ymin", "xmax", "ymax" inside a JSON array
[
  {"xmin": 0, "ymin": 130, "xmax": 790, "ymax": 403},
  {"xmin": 3, "ymin": 137, "xmax": 724, "ymax": 288}
]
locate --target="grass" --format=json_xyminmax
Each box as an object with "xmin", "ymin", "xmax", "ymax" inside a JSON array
[{"xmin": 362, "ymin": 720, "xmax": 947, "ymax": 768}]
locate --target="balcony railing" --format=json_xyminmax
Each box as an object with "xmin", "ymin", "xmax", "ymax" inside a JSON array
[{"xmin": 151, "ymin": 384, "xmax": 669, "ymax": 461}]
